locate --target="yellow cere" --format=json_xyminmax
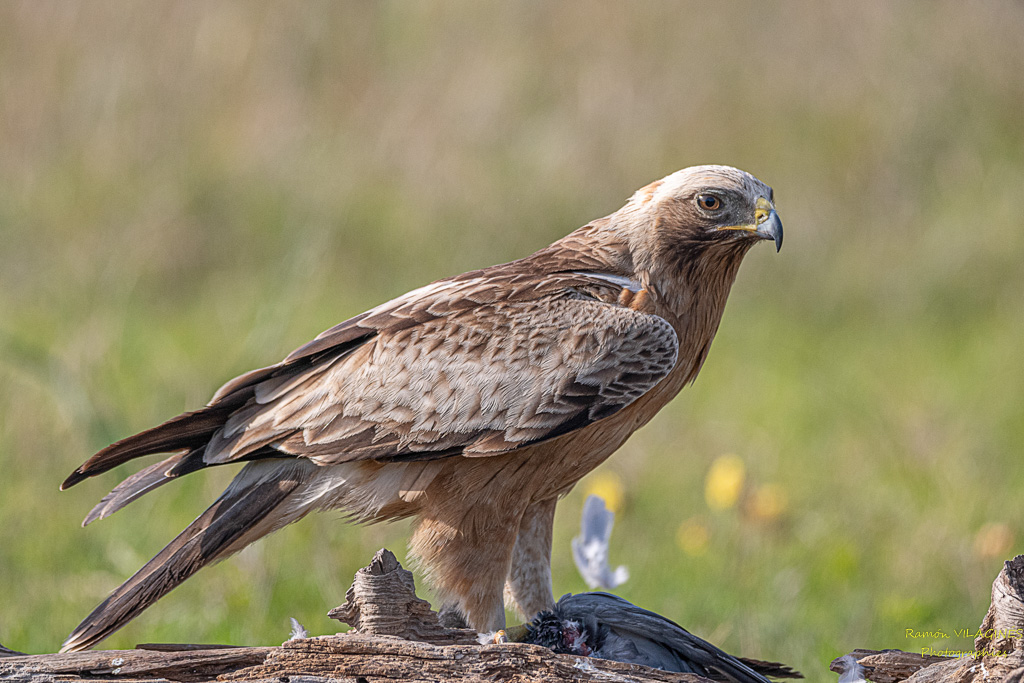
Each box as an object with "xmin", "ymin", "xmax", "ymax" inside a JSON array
[{"xmin": 754, "ymin": 196, "xmax": 773, "ymax": 225}]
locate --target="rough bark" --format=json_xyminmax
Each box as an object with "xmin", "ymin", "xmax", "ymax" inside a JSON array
[
  {"xmin": 0, "ymin": 644, "xmax": 273, "ymax": 682},
  {"xmin": 0, "ymin": 636, "xmax": 713, "ymax": 683},
  {"xmin": 226, "ymin": 633, "xmax": 713, "ymax": 682},
  {"xmin": 327, "ymin": 548, "xmax": 478, "ymax": 646}
]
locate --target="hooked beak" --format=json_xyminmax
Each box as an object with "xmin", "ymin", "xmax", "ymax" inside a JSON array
[
  {"xmin": 717, "ymin": 196, "xmax": 784, "ymax": 252},
  {"xmin": 758, "ymin": 209, "xmax": 784, "ymax": 252}
]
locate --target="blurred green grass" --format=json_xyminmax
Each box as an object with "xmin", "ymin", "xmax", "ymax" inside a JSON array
[{"xmin": 2, "ymin": 1, "xmax": 1023, "ymax": 676}]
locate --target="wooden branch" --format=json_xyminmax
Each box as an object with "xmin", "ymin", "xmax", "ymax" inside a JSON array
[
  {"xmin": 0, "ymin": 635, "xmax": 716, "ymax": 683},
  {"xmin": 830, "ymin": 650, "xmax": 957, "ymax": 683},
  {"xmin": 974, "ymin": 555, "xmax": 1024, "ymax": 655},
  {"xmin": 225, "ymin": 633, "xmax": 714, "ymax": 683},
  {"xmin": 0, "ymin": 644, "xmax": 273, "ymax": 682}
]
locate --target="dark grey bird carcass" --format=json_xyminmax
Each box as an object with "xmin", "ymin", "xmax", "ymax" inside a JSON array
[{"xmin": 516, "ymin": 592, "xmax": 801, "ymax": 683}]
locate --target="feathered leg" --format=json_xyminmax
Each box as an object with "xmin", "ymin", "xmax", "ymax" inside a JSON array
[
  {"xmin": 410, "ymin": 504, "xmax": 522, "ymax": 632},
  {"xmin": 504, "ymin": 497, "xmax": 556, "ymax": 620}
]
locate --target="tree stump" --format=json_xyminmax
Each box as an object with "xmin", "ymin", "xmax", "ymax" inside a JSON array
[{"xmin": 326, "ymin": 548, "xmax": 478, "ymax": 646}]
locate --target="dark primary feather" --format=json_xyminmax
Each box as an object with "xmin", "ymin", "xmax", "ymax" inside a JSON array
[
  {"xmin": 60, "ymin": 405, "xmax": 238, "ymax": 490},
  {"xmin": 61, "ymin": 465, "xmax": 306, "ymax": 653},
  {"xmin": 81, "ymin": 449, "xmax": 203, "ymax": 526}
]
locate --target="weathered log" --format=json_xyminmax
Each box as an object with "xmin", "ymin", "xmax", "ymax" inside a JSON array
[
  {"xmin": 0, "ymin": 634, "xmax": 717, "ymax": 683},
  {"xmin": 17, "ymin": 550, "xmax": 1024, "ymax": 681},
  {"xmin": 0, "ymin": 644, "xmax": 273, "ymax": 682},
  {"xmin": 829, "ymin": 649, "xmax": 954, "ymax": 683},
  {"xmin": 225, "ymin": 633, "xmax": 714, "ymax": 682},
  {"xmin": 974, "ymin": 555, "xmax": 1024, "ymax": 656}
]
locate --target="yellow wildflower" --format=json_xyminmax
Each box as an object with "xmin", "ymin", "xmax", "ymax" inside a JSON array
[{"xmin": 705, "ymin": 454, "xmax": 745, "ymax": 511}]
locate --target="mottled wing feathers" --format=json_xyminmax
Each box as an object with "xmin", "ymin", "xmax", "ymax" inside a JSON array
[
  {"xmin": 207, "ymin": 274, "xmax": 678, "ymax": 466},
  {"xmin": 64, "ymin": 269, "xmax": 678, "ymax": 507},
  {"xmin": 209, "ymin": 314, "xmax": 377, "ymax": 404}
]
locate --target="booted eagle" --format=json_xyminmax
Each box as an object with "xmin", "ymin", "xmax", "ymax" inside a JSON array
[{"xmin": 61, "ymin": 165, "xmax": 782, "ymax": 651}]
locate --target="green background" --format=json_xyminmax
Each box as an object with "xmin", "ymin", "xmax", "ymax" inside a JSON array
[{"xmin": 2, "ymin": 2, "xmax": 1023, "ymax": 677}]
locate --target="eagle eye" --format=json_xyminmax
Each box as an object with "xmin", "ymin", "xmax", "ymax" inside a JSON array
[{"xmin": 696, "ymin": 194, "xmax": 722, "ymax": 211}]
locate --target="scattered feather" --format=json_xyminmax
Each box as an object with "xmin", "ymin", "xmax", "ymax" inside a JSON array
[
  {"xmin": 287, "ymin": 617, "xmax": 309, "ymax": 641},
  {"xmin": 836, "ymin": 654, "xmax": 866, "ymax": 683},
  {"xmin": 572, "ymin": 494, "xmax": 629, "ymax": 589}
]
